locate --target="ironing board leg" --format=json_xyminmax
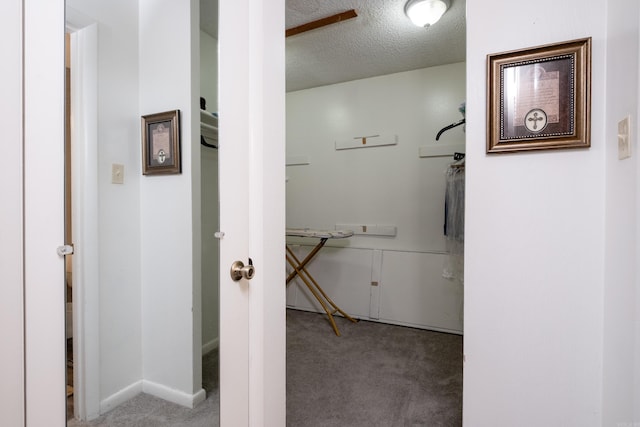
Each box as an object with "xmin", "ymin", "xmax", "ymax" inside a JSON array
[
  {"xmin": 286, "ymin": 245, "xmax": 359, "ymax": 336},
  {"xmin": 286, "ymin": 253, "xmax": 342, "ymax": 336},
  {"xmin": 286, "ymin": 238, "xmax": 327, "ymax": 284}
]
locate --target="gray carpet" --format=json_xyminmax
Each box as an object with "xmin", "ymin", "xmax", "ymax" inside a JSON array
[
  {"xmin": 67, "ymin": 352, "xmax": 220, "ymax": 427},
  {"xmin": 286, "ymin": 310, "xmax": 462, "ymax": 427},
  {"xmin": 68, "ymin": 309, "xmax": 462, "ymax": 426}
]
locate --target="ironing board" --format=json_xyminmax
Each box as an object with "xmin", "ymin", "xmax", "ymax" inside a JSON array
[{"xmin": 286, "ymin": 228, "xmax": 358, "ymax": 336}]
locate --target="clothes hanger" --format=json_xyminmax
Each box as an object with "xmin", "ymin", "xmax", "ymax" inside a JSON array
[
  {"xmin": 449, "ymin": 152, "xmax": 465, "ymax": 168},
  {"xmin": 201, "ymin": 135, "xmax": 217, "ymax": 149},
  {"xmin": 436, "ymin": 118, "xmax": 466, "ymax": 141}
]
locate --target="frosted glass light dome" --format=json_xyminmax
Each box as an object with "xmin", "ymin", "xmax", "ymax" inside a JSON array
[{"xmin": 405, "ymin": 0, "xmax": 449, "ymax": 27}]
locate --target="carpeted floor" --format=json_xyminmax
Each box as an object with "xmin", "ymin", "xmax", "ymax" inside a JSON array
[
  {"xmin": 67, "ymin": 353, "xmax": 220, "ymax": 427},
  {"xmin": 286, "ymin": 310, "xmax": 462, "ymax": 427},
  {"xmin": 68, "ymin": 309, "xmax": 462, "ymax": 426}
]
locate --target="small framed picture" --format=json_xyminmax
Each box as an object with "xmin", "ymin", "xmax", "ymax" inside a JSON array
[
  {"xmin": 487, "ymin": 38, "xmax": 591, "ymax": 153},
  {"xmin": 141, "ymin": 110, "xmax": 181, "ymax": 175}
]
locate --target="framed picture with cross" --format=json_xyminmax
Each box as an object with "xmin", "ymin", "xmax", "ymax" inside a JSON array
[
  {"xmin": 141, "ymin": 109, "xmax": 181, "ymax": 175},
  {"xmin": 486, "ymin": 38, "xmax": 591, "ymax": 154}
]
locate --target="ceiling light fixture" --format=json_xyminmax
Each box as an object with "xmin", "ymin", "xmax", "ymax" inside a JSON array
[{"xmin": 404, "ymin": 0, "xmax": 449, "ymax": 28}]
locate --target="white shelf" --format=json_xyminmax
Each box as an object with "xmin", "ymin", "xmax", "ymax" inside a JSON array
[
  {"xmin": 286, "ymin": 156, "xmax": 310, "ymax": 166},
  {"xmin": 335, "ymin": 134, "xmax": 397, "ymax": 150},
  {"xmin": 335, "ymin": 224, "xmax": 397, "ymax": 237},
  {"xmin": 418, "ymin": 143, "xmax": 465, "ymax": 158}
]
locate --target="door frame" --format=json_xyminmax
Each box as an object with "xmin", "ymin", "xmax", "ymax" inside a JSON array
[{"xmin": 66, "ymin": 16, "xmax": 101, "ymax": 420}]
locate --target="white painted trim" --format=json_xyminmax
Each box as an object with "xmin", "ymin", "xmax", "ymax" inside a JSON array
[
  {"xmin": 142, "ymin": 381, "xmax": 207, "ymax": 409},
  {"xmin": 286, "ymin": 155, "xmax": 310, "ymax": 166},
  {"xmin": 374, "ymin": 317, "xmax": 463, "ymax": 335},
  {"xmin": 99, "ymin": 381, "xmax": 143, "ymax": 414},
  {"xmin": 335, "ymin": 223, "xmax": 397, "ymax": 237},
  {"xmin": 69, "ymin": 22, "xmax": 101, "ymax": 422},
  {"xmin": 286, "ymin": 241, "xmax": 448, "ymax": 256},
  {"xmin": 287, "ymin": 307, "xmax": 464, "ymax": 335},
  {"xmin": 335, "ymin": 134, "xmax": 398, "ymax": 150},
  {"xmin": 101, "ymin": 380, "xmax": 207, "ymax": 414},
  {"xmin": 202, "ymin": 337, "xmax": 220, "ymax": 356}
]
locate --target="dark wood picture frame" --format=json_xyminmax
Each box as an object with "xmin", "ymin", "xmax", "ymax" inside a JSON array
[
  {"xmin": 487, "ymin": 38, "xmax": 591, "ymax": 154},
  {"xmin": 141, "ymin": 110, "xmax": 181, "ymax": 175}
]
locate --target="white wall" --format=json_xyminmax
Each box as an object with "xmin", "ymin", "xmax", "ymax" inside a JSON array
[
  {"xmin": 139, "ymin": 0, "xmax": 204, "ymax": 406},
  {"xmin": 463, "ymin": 0, "xmax": 640, "ymax": 425},
  {"xmin": 200, "ymin": 30, "xmax": 220, "ymax": 355},
  {"xmin": 66, "ymin": 0, "xmax": 144, "ymax": 411},
  {"xmin": 287, "ymin": 63, "xmax": 466, "ymax": 252},
  {"xmin": 67, "ymin": 0, "xmax": 205, "ymax": 412},
  {"xmin": 603, "ymin": 1, "xmax": 639, "ymax": 425},
  {"xmin": 286, "ymin": 63, "xmax": 465, "ymax": 333},
  {"xmin": 201, "ymin": 31, "xmax": 218, "ymax": 112}
]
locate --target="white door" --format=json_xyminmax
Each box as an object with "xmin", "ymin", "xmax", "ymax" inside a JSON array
[
  {"xmin": 218, "ymin": 0, "xmax": 286, "ymax": 425},
  {"xmin": 8, "ymin": 0, "xmax": 286, "ymax": 425},
  {"xmin": 0, "ymin": 0, "xmax": 67, "ymax": 425},
  {"xmin": 22, "ymin": 0, "xmax": 68, "ymax": 425},
  {"xmin": 0, "ymin": 1, "xmax": 27, "ymax": 426}
]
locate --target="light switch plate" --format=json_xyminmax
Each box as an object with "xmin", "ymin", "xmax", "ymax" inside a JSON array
[
  {"xmin": 112, "ymin": 164, "xmax": 124, "ymax": 184},
  {"xmin": 618, "ymin": 116, "xmax": 631, "ymax": 160}
]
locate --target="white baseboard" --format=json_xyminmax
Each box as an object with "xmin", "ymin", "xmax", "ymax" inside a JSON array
[
  {"xmin": 202, "ymin": 337, "xmax": 219, "ymax": 356},
  {"xmin": 100, "ymin": 380, "xmax": 143, "ymax": 414},
  {"xmin": 143, "ymin": 380, "xmax": 206, "ymax": 409},
  {"xmin": 100, "ymin": 379, "xmax": 207, "ymax": 414}
]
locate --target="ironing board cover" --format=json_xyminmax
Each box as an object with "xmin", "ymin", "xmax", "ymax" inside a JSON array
[{"xmin": 286, "ymin": 228, "xmax": 354, "ymax": 239}]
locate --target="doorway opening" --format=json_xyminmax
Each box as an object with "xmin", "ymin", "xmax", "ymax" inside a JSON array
[
  {"xmin": 283, "ymin": 0, "xmax": 466, "ymax": 424},
  {"xmin": 64, "ymin": 18, "xmax": 101, "ymax": 422}
]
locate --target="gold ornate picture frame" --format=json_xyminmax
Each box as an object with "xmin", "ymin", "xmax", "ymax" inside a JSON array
[
  {"xmin": 141, "ymin": 110, "xmax": 181, "ymax": 175},
  {"xmin": 487, "ymin": 38, "xmax": 591, "ymax": 154}
]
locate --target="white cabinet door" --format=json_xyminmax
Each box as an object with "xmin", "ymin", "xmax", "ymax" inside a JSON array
[{"xmin": 218, "ymin": 0, "xmax": 286, "ymax": 426}]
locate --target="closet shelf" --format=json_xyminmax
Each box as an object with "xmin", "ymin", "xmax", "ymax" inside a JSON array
[
  {"xmin": 419, "ymin": 143, "xmax": 465, "ymax": 158},
  {"xmin": 335, "ymin": 134, "xmax": 397, "ymax": 150}
]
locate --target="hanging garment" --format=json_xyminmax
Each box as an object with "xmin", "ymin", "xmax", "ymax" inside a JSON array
[
  {"xmin": 443, "ymin": 163, "xmax": 465, "ymax": 282},
  {"xmin": 444, "ymin": 164, "xmax": 465, "ymax": 243}
]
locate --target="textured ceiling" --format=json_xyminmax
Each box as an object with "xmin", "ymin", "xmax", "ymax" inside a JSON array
[{"xmin": 200, "ymin": 0, "xmax": 466, "ymax": 92}]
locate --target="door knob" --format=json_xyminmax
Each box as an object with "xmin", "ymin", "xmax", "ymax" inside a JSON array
[{"xmin": 230, "ymin": 258, "xmax": 255, "ymax": 281}]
